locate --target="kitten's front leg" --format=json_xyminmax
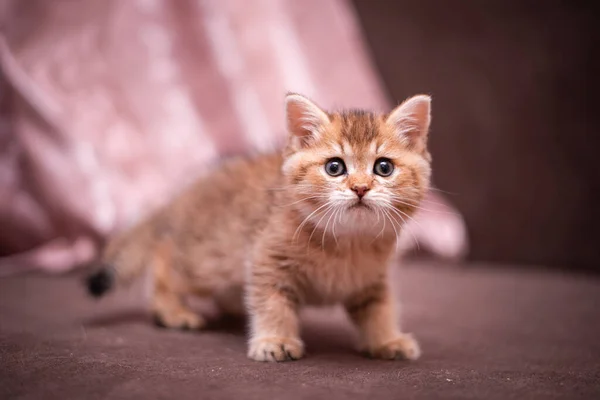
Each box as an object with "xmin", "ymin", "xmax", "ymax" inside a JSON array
[
  {"xmin": 246, "ymin": 270, "xmax": 304, "ymax": 362},
  {"xmin": 345, "ymin": 281, "xmax": 421, "ymax": 360}
]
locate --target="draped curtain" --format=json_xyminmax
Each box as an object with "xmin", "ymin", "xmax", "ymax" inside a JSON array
[{"xmin": 0, "ymin": 0, "xmax": 467, "ymax": 274}]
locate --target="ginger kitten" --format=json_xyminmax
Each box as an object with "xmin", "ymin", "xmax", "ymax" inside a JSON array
[{"xmin": 87, "ymin": 93, "xmax": 432, "ymax": 362}]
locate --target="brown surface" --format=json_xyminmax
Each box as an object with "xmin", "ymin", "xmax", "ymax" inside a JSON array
[
  {"xmin": 352, "ymin": 0, "xmax": 600, "ymax": 270},
  {"xmin": 1, "ymin": 262, "xmax": 599, "ymax": 399}
]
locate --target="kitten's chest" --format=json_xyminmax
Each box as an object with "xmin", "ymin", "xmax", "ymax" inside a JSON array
[{"xmin": 299, "ymin": 244, "xmax": 393, "ymax": 305}]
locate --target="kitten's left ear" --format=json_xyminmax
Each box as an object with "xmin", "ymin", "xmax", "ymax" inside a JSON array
[
  {"xmin": 285, "ymin": 93, "xmax": 330, "ymax": 150},
  {"xmin": 386, "ymin": 95, "xmax": 431, "ymax": 154}
]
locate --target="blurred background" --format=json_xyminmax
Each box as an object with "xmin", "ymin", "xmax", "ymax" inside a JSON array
[
  {"xmin": 0, "ymin": 0, "xmax": 598, "ymax": 275},
  {"xmin": 353, "ymin": 0, "xmax": 599, "ymax": 272}
]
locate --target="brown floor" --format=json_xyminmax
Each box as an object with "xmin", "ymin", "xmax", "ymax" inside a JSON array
[{"xmin": 1, "ymin": 262, "xmax": 599, "ymax": 399}]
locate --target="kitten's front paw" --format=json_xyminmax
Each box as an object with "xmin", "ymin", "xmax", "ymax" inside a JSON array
[
  {"xmin": 248, "ymin": 337, "xmax": 305, "ymax": 362},
  {"xmin": 369, "ymin": 334, "xmax": 421, "ymax": 360}
]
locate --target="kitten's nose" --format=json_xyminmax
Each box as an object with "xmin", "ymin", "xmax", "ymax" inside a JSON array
[{"xmin": 352, "ymin": 185, "xmax": 370, "ymax": 199}]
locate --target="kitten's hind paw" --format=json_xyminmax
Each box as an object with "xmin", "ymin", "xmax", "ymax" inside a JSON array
[
  {"xmin": 369, "ymin": 334, "xmax": 421, "ymax": 360},
  {"xmin": 152, "ymin": 310, "xmax": 205, "ymax": 331},
  {"xmin": 247, "ymin": 337, "xmax": 304, "ymax": 362}
]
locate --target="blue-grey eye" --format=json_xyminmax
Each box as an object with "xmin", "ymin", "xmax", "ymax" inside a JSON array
[
  {"xmin": 374, "ymin": 158, "xmax": 394, "ymax": 177},
  {"xmin": 325, "ymin": 158, "xmax": 346, "ymax": 176}
]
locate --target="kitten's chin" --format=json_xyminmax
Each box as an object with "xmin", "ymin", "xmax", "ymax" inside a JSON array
[
  {"xmin": 346, "ymin": 200, "xmax": 382, "ymax": 218},
  {"xmin": 335, "ymin": 204, "xmax": 390, "ymax": 236}
]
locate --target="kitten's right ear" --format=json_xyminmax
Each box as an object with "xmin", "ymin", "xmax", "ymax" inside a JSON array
[{"xmin": 285, "ymin": 93, "xmax": 330, "ymax": 150}]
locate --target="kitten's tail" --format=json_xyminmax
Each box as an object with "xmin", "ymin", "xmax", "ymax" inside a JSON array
[{"xmin": 86, "ymin": 213, "xmax": 162, "ymax": 298}]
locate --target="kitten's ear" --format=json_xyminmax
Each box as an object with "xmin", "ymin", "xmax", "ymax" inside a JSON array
[
  {"xmin": 386, "ymin": 95, "xmax": 431, "ymax": 154},
  {"xmin": 285, "ymin": 93, "xmax": 330, "ymax": 149}
]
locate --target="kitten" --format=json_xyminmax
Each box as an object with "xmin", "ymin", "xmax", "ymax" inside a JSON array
[{"xmin": 87, "ymin": 93, "xmax": 432, "ymax": 362}]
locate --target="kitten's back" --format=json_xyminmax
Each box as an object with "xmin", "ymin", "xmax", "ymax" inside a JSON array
[{"xmin": 87, "ymin": 152, "xmax": 284, "ymax": 296}]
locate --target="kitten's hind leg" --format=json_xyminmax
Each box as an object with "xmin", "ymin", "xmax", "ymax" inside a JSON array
[
  {"xmin": 151, "ymin": 241, "xmax": 205, "ymax": 330},
  {"xmin": 152, "ymin": 285, "xmax": 205, "ymax": 330}
]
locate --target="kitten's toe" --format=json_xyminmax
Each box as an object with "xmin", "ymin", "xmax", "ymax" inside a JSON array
[
  {"xmin": 370, "ymin": 333, "xmax": 421, "ymax": 360},
  {"xmin": 247, "ymin": 337, "xmax": 304, "ymax": 362},
  {"xmin": 153, "ymin": 310, "xmax": 205, "ymax": 331}
]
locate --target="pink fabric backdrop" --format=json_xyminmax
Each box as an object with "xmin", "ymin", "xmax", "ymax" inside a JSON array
[{"xmin": 0, "ymin": 0, "xmax": 467, "ymax": 275}]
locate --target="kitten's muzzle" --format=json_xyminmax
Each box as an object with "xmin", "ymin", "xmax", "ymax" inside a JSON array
[{"xmin": 351, "ymin": 184, "xmax": 370, "ymax": 199}]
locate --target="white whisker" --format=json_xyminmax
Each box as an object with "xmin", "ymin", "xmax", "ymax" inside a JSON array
[
  {"xmin": 292, "ymin": 201, "xmax": 331, "ymax": 242},
  {"xmin": 331, "ymin": 207, "xmax": 341, "ymax": 248},
  {"xmin": 388, "ymin": 195, "xmax": 460, "ymax": 216},
  {"xmin": 278, "ymin": 194, "xmax": 330, "ymax": 208},
  {"xmin": 322, "ymin": 204, "xmax": 339, "ymax": 249},
  {"xmin": 387, "ymin": 204, "xmax": 423, "ymax": 231},
  {"xmin": 370, "ymin": 208, "xmax": 387, "ymax": 245},
  {"xmin": 428, "ymin": 187, "xmax": 458, "ymax": 196},
  {"xmin": 308, "ymin": 204, "xmax": 335, "ymax": 249},
  {"xmin": 384, "ymin": 204, "xmax": 420, "ymax": 251},
  {"xmin": 381, "ymin": 208, "xmax": 399, "ymax": 246}
]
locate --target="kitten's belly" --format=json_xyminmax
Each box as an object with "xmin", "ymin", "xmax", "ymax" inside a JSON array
[{"xmin": 183, "ymin": 243, "xmax": 249, "ymax": 291}]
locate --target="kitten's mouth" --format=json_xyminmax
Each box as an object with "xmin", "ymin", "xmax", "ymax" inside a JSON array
[{"xmin": 348, "ymin": 201, "xmax": 371, "ymax": 211}]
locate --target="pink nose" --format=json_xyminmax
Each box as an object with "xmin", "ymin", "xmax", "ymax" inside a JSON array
[{"xmin": 352, "ymin": 185, "xmax": 370, "ymax": 198}]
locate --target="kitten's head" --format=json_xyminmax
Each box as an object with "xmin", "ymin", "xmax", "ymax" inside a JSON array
[{"xmin": 282, "ymin": 93, "xmax": 432, "ymax": 236}]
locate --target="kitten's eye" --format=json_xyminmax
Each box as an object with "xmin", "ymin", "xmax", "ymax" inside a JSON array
[
  {"xmin": 324, "ymin": 158, "xmax": 346, "ymax": 177},
  {"xmin": 374, "ymin": 158, "xmax": 394, "ymax": 177}
]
